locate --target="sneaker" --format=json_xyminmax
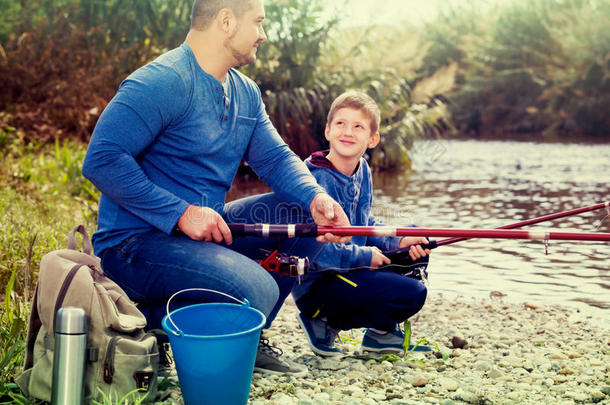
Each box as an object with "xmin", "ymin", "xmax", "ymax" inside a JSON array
[
  {"xmin": 361, "ymin": 328, "xmax": 406, "ymax": 354},
  {"xmin": 157, "ymin": 342, "xmax": 177, "ymax": 377},
  {"xmin": 362, "ymin": 327, "xmax": 433, "ymax": 353},
  {"xmin": 297, "ymin": 313, "xmax": 343, "ymax": 357},
  {"xmin": 254, "ymin": 338, "xmax": 308, "ymax": 376}
]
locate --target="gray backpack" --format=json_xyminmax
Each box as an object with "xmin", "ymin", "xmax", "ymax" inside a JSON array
[{"xmin": 16, "ymin": 225, "xmax": 159, "ymax": 403}]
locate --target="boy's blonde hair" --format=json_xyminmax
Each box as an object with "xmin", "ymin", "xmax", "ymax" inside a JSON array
[{"xmin": 327, "ymin": 91, "xmax": 381, "ymax": 135}]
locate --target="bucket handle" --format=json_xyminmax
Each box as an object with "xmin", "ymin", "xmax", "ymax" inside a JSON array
[{"xmin": 165, "ymin": 288, "xmax": 250, "ymax": 336}]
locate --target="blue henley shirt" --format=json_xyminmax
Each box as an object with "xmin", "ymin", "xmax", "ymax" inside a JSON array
[{"xmin": 82, "ymin": 43, "xmax": 325, "ymax": 255}]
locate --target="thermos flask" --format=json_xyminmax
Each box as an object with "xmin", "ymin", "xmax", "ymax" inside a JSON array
[{"xmin": 52, "ymin": 306, "xmax": 87, "ymax": 405}]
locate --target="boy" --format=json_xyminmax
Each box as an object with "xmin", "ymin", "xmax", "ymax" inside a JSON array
[{"xmin": 225, "ymin": 91, "xmax": 430, "ymax": 357}]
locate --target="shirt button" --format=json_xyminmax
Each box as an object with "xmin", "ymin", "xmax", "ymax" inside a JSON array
[
  {"xmin": 224, "ymin": 115, "xmax": 228, "ymax": 120},
  {"xmin": 225, "ymin": 103, "xmax": 229, "ymax": 108}
]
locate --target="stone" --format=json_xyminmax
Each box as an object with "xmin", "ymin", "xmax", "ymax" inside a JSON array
[
  {"xmin": 590, "ymin": 390, "xmax": 606, "ymax": 401},
  {"xmin": 565, "ymin": 391, "xmax": 589, "ymax": 402},
  {"xmin": 270, "ymin": 393, "xmax": 295, "ymax": 404},
  {"xmin": 474, "ymin": 360, "xmax": 493, "ymax": 372},
  {"xmin": 317, "ymin": 359, "xmax": 344, "ymax": 371},
  {"xmin": 411, "ymin": 375, "xmax": 429, "ymax": 387},
  {"xmin": 312, "ymin": 392, "xmax": 330, "ymax": 403},
  {"xmin": 488, "ymin": 367, "xmax": 504, "ymax": 379},
  {"xmin": 439, "ymin": 377, "xmax": 459, "ymax": 391},
  {"xmin": 451, "ymin": 336, "xmax": 468, "ymax": 349}
]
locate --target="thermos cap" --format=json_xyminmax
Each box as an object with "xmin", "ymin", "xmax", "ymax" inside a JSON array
[{"xmin": 55, "ymin": 307, "xmax": 87, "ymax": 334}]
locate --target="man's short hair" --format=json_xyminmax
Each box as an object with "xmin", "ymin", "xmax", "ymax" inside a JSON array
[
  {"xmin": 327, "ymin": 91, "xmax": 381, "ymax": 135},
  {"xmin": 191, "ymin": 0, "xmax": 253, "ymax": 31}
]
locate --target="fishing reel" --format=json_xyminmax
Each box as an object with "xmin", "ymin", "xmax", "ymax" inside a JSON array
[
  {"xmin": 382, "ymin": 246, "xmax": 430, "ymax": 282},
  {"xmin": 257, "ymin": 249, "xmax": 309, "ymax": 284}
]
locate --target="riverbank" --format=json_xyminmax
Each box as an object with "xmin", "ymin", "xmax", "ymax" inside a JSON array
[{"xmin": 244, "ymin": 293, "xmax": 609, "ymax": 405}]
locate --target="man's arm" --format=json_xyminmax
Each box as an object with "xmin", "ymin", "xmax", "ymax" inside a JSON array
[
  {"xmin": 82, "ymin": 71, "xmax": 190, "ymax": 235},
  {"xmin": 244, "ymin": 87, "xmax": 350, "ymax": 243}
]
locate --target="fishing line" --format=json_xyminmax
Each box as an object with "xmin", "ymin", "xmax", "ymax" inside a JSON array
[{"xmin": 594, "ymin": 204, "xmax": 610, "ymax": 232}]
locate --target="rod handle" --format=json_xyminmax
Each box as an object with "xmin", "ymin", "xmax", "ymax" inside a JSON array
[
  {"xmin": 382, "ymin": 240, "xmax": 438, "ymax": 260},
  {"xmin": 228, "ymin": 223, "xmax": 318, "ymax": 238}
]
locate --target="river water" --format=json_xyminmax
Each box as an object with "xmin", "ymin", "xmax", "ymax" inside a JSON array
[
  {"xmin": 373, "ymin": 139, "xmax": 609, "ymax": 323},
  {"xmin": 229, "ymin": 139, "xmax": 610, "ymax": 323}
]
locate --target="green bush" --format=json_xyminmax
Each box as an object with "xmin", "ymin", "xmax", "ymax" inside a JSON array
[{"xmin": 421, "ymin": 0, "xmax": 610, "ymax": 137}]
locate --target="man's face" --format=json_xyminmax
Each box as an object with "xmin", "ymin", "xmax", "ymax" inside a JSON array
[{"xmin": 225, "ymin": 0, "xmax": 267, "ymax": 67}]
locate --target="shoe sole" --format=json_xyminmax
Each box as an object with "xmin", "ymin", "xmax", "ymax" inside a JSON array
[
  {"xmin": 297, "ymin": 314, "xmax": 343, "ymax": 358},
  {"xmin": 361, "ymin": 345, "xmax": 404, "ymax": 355},
  {"xmin": 362, "ymin": 344, "xmax": 433, "ymax": 354},
  {"xmin": 253, "ymin": 364, "xmax": 308, "ymax": 377}
]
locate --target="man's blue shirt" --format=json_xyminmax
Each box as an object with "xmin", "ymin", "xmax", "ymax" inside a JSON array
[{"xmin": 82, "ymin": 43, "xmax": 324, "ymax": 255}]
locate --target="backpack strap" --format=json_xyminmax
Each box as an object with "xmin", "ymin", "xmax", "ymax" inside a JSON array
[
  {"xmin": 67, "ymin": 225, "xmax": 93, "ymax": 255},
  {"xmin": 51, "ymin": 263, "xmax": 84, "ymax": 334},
  {"xmin": 23, "ymin": 283, "xmax": 42, "ymax": 370}
]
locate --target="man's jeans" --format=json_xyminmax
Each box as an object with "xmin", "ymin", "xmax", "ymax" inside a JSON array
[{"xmin": 99, "ymin": 231, "xmax": 282, "ymax": 332}]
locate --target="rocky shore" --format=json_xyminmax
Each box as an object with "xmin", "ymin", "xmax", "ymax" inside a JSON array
[{"xmin": 246, "ymin": 293, "xmax": 610, "ymax": 405}]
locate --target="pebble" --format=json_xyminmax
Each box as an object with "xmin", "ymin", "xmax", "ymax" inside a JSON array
[
  {"xmin": 474, "ymin": 359, "xmax": 493, "ymax": 371},
  {"xmin": 157, "ymin": 294, "xmax": 610, "ymax": 404},
  {"xmin": 439, "ymin": 377, "xmax": 459, "ymax": 391},
  {"xmin": 411, "ymin": 375, "xmax": 429, "ymax": 387}
]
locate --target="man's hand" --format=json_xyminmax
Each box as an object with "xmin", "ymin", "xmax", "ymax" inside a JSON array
[
  {"xmin": 398, "ymin": 237, "xmax": 430, "ymax": 261},
  {"xmin": 309, "ymin": 193, "xmax": 351, "ymax": 243},
  {"xmin": 177, "ymin": 205, "xmax": 233, "ymax": 244},
  {"xmin": 370, "ymin": 247, "xmax": 390, "ymax": 268}
]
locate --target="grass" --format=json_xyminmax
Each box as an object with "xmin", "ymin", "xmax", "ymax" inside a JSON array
[{"xmin": 0, "ymin": 126, "xmax": 99, "ymax": 402}]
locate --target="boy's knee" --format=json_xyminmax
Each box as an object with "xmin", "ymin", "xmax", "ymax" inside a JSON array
[{"xmin": 414, "ymin": 282, "xmax": 428, "ymax": 311}]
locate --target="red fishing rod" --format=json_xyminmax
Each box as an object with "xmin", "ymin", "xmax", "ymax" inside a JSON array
[
  {"xmin": 229, "ymin": 202, "xmax": 610, "ymax": 244},
  {"xmin": 436, "ymin": 201, "xmax": 610, "ymax": 247},
  {"xmin": 228, "ymin": 202, "xmax": 609, "ymax": 279}
]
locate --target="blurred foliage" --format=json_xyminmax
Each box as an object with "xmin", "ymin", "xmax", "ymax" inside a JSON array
[
  {"xmin": 1, "ymin": 0, "xmax": 449, "ymax": 169},
  {"xmin": 0, "ymin": 0, "xmax": 190, "ymax": 143},
  {"xmin": 243, "ymin": 1, "xmax": 451, "ymax": 168},
  {"xmin": 422, "ymin": 0, "xmax": 610, "ymax": 138}
]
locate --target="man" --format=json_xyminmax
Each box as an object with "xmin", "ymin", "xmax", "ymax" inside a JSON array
[{"xmin": 82, "ymin": 0, "xmax": 350, "ymax": 375}]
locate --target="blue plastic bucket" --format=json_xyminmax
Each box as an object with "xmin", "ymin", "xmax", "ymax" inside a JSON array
[{"xmin": 162, "ymin": 289, "xmax": 266, "ymax": 405}]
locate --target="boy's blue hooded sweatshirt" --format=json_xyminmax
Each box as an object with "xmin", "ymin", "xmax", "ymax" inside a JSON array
[{"xmin": 290, "ymin": 150, "xmax": 402, "ymax": 301}]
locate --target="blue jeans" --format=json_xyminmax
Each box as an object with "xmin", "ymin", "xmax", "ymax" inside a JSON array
[
  {"xmin": 99, "ymin": 231, "xmax": 280, "ymax": 332},
  {"xmin": 295, "ymin": 269, "xmax": 428, "ymax": 331}
]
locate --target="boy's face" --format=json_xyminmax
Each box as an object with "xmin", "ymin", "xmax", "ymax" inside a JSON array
[{"xmin": 325, "ymin": 107, "xmax": 380, "ymax": 161}]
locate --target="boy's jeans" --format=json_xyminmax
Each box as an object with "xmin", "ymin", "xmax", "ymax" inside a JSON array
[{"xmin": 99, "ymin": 231, "xmax": 282, "ymax": 332}]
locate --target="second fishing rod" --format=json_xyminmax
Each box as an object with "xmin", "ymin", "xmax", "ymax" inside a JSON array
[{"xmin": 229, "ymin": 201, "xmax": 610, "ymax": 269}]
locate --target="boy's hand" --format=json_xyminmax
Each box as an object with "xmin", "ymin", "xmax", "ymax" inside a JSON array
[
  {"xmin": 309, "ymin": 193, "xmax": 351, "ymax": 243},
  {"xmin": 398, "ymin": 237, "xmax": 430, "ymax": 261},
  {"xmin": 370, "ymin": 247, "xmax": 390, "ymax": 268},
  {"xmin": 178, "ymin": 205, "xmax": 233, "ymax": 244}
]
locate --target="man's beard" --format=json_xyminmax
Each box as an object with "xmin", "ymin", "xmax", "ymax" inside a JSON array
[{"xmin": 224, "ymin": 27, "xmax": 256, "ymax": 67}]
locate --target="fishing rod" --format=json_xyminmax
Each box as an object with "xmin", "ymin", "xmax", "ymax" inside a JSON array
[
  {"xmin": 228, "ymin": 202, "xmax": 609, "ymax": 279},
  {"xmin": 436, "ymin": 201, "xmax": 610, "ymax": 247},
  {"xmin": 229, "ymin": 202, "xmax": 610, "ymax": 246},
  {"xmin": 229, "ymin": 223, "xmax": 610, "ymax": 242}
]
